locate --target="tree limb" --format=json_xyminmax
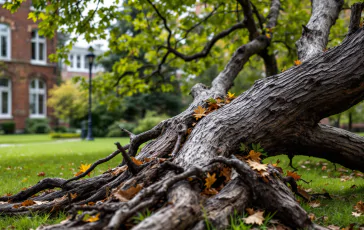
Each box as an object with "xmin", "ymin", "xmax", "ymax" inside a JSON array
[
  {"xmin": 296, "ymin": 0, "xmax": 344, "ymax": 61},
  {"xmin": 347, "ymin": 2, "xmax": 364, "ymax": 36}
]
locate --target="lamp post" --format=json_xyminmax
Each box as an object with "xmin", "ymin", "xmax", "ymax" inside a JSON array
[{"xmin": 86, "ymin": 47, "xmax": 95, "ymax": 141}]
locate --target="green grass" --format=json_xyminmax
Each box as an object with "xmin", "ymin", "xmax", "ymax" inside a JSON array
[
  {"xmin": 262, "ymin": 155, "xmax": 364, "ymax": 228},
  {"xmin": 0, "ymin": 136, "xmax": 363, "ymax": 229},
  {"xmin": 0, "ymin": 137, "xmax": 129, "ymax": 229},
  {"xmin": 0, "ymin": 134, "xmax": 53, "ymax": 144}
]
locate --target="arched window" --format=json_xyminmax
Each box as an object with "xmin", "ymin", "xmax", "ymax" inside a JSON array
[
  {"xmin": 0, "ymin": 78, "xmax": 11, "ymax": 118},
  {"xmin": 29, "ymin": 79, "xmax": 46, "ymax": 118},
  {"xmin": 31, "ymin": 30, "xmax": 46, "ymax": 64},
  {"xmin": 0, "ymin": 24, "xmax": 10, "ymax": 60}
]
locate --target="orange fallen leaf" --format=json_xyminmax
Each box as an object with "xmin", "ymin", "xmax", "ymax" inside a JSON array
[
  {"xmin": 131, "ymin": 157, "xmax": 143, "ymax": 166},
  {"xmin": 243, "ymin": 210, "xmax": 265, "ymax": 225},
  {"xmin": 37, "ymin": 172, "xmax": 46, "ymax": 177},
  {"xmin": 21, "ymin": 200, "xmax": 36, "ymax": 207},
  {"xmin": 246, "ymin": 208, "xmax": 255, "ymax": 215},
  {"xmin": 246, "ymin": 150, "xmax": 261, "ymax": 162},
  {"xmin": 205, "ymin": 173, "xmax": 217, "ymax": 189},
  {"xmin": 202, "ymin": 188, "xmax": 219, "ymax": 195},
  {"xmin": 286, "ymin": 171, "xmax": 301, "ymax": 181},
  {"xmin": 193, "ymin": 106, "xmax": 207, "ymax": 120},
  {"xmin": 294, "ymin": 60, "xmax": 302, "ymax": 66},
  {"xmin": 219, "ymin": 167, "xmax": 231, "ymax": 183},
  {"xmin": 88, "ymin": 202, "xmax": 95, "ymax": 206},
  {"xmin": 321, "ymin": 166, "xmax": 327, "ymax": 171},
  {"xmin": 114, "ymin": 184, "xmax": 143, "ymax": 202},
  {"xmin": 86, "ymin": 213, "xmax": 100, "ymax": 222}
]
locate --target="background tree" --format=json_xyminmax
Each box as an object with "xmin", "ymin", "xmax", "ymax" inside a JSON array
[
  {"xmin": 0, "ymin": 0, "xmax": 363, "ymax": 229},
  {"xmin": 48, "ymin": 81, "xmax": 87, "ymax": 124}
]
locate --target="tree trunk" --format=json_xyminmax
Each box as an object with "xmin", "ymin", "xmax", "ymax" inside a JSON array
[
  {"xmin": 1, "ymin": 1, "xmax": 363, "ymax": 230},
  {"xmin": 348, "ymin": 112, "xmax": 353, "ymax": 132}
]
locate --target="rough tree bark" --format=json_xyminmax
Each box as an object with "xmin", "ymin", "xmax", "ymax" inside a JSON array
[{"xmin": 0, "ymin": 1, "xmax": 363, "ymax": 230}]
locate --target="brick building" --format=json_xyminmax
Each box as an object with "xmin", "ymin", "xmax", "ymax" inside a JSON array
[{"xmin": 0, "ymin": 0, "xmax": 57, "ymax": 132}]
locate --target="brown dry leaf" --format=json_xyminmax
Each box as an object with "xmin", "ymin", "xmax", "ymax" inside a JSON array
[
  {"xmin": 34, "ymin": 200, "xmax": 49, "ymax": 205},
  {"xmin": 158, "ymin": 158, "xmax": 167, "ymax": 163},
  {"xmin": 243, "ymin": 211, "xmax": 265, "ymax": 225},
  {"xmin": 37, "ymin": 172, "xmax": 46, "ymax": 177},
  {"xmin": 114, "ymin": 184, "xmax": 143, "ymax": 202},
  {"xmin": 202, "ymin": 188, "xmax": 219, "ymax": 195},
  {"xmin": 187, "ymin": 128, "xmax": 193, "ymax": 135},
  {"xmin": 246, "ymin": 150, "xmax": 262, "ymax": 162},
  {"xmin": 308, "ymin": 201, "xmax": 321, "ymax": 208},
  {"xmin": 193, "ymin": 106, "xmax": 207, "ymax": 120},
  {"xmin": 286, "ymin": 171, "xmax": 301, "ymax": 181},
  {"xmin": 308, "ymin": 213, "xmax": 315, "ymax": 221},
  {"xmin": 205, "ymin": 173, "xmax": 217, "ymax": 189},
  {"xmin": 219, "ymin": 167, "xmax": 231, "ymax": 183},
  {"xmin": 144, "ymin": 158, "xmax": 153, "ymax": 163},
  {"xmin": 272, "ymin": 159, "xmax": 281, "ymax": 167},
  {"xmin": 86, "ymin": 213, "xmax": 100, "ymax": 222},
  {"xmin": 327, "ymin": 225, "xmax": 340, "ymax": 230},
  {"xmin": 297, "ymin": 187, "xmax": 311, "ymax": 201},
  {"xmin": 352, "ymin": 212, "xmax": 361, "ymax": 217},
  {"xmin": 354, "ymin": 200, "xmax": 364, "ymax": 213},
  {"xmin": 234, "ymin": 154, "xmax": 245, "ymax": 162},
  {"xmin": 21, "ymin": 200, "xmax": 36, "ymax": 207},
  {"xmin": 321, "ymin": 166, "xmax": 327, "ymax": 171},
  {"xmin": 246, "ymin": 208, "xmax": 255, "ymax": 215},
  {"xmin": 70, "ymin": 193, "xmax": 78, "ymax": 200},
  {"xmin": 12, "ymin": 204, "xmax": 21, "ymax": 209},
  {"xmin": 112, "ymin": 165, "xmax": 128, "ymax": 176},
  {"xmin": 340, "ymin": 175, "xmax": 352, "ymax": 182},
  {"xmin": 131, "ymin": 157, "xmax": 143, "ymax": 166},
  {"xmin": 88, "ymin": 202, "xmax": 95, "ymax": 206},
  {"xmin": 350, "ymin": 185, "xmax": 357, "ymax": 189},
  {"xmin": 246, "ymin": 160, "xmax": 268, "ymax": 172}
]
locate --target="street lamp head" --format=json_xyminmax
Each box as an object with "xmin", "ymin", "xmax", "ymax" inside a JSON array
[{"xmin": 86, "ymin": 46, "xmax": 96, "ymax": 65}]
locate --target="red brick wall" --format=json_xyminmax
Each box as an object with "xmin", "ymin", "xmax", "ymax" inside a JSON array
[{"xmin": 0, "ymin": 0, "xmax": 58, "ymax": 131}]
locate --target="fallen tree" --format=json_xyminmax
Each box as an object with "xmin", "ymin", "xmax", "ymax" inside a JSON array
[{"xmin": 0, "ymin": 0, "xmax": 364, "ymax": 229}]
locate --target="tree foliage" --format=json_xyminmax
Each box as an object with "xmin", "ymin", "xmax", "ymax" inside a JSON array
[{"xmin": 48, "ymin": 81, "xmax": 87, "ymax": 121}]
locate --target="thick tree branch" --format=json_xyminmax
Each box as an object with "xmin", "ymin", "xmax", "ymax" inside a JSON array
[
  {"xmin": 287, "ymin": 124, "xmax": 364, "ymax": 172},
  {"xmin": 237, "ymin": 0, "xmax": 258, "ymax": 40},
  {"xmin": 347, "ymin": 2, "xmax": 364, "ymax": 36},
  {"xmin": 296, "ymin": 0, "xmax": 344, "ymax": 61}
]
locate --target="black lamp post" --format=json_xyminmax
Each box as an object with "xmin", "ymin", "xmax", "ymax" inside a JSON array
[{"xmin": 86, "ymin": 47, "xmax": 95, "ymax": 141}]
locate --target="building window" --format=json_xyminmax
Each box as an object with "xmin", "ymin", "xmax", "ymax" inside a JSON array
[
  {"xmin": 0, "ymin": 78, "xmax": 11, "ymax": 118},
  {"xmin": 0, "ymin": 24, "xmax": 10, "ymax": 60},
  {"xmin": 76, "ymin": 55, "xmax": 81, "ymax": 68},
  {"xmin": 29, "ymin": 79, "xmax": 46, "ymax": 118},
  {"xmin": 31, "ymin": 30, "xmax": 46, "ymax": 64},
  {"xmin": 70, "ymin": 54, "xmax": 74, "ymax": 68}
]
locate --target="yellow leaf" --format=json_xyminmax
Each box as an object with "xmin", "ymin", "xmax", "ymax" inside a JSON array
[
  {"xmin": 246, "ymin": 160, "xmax": 268, "ymax": 171},
  {"xmin": 193, "ymin": 106, "xmax": 207, "ymax": 120},
  {"xmin": 86, "ymin": 213, "xmax": 100, "ymax": 222},
  {"xmin": 243, "ymin": 211, "xmax": 265, "ymax": 225},
  {"xmin": 114, "ymin": 184, "xmax": 143, "ymax": 202},
  {"xmin": 294, "ymin": 60, "xmax": 302, "ymax": 66},
  {"xmin": 205, "ymin": 173, "xmax": 217, "ymax": 189},
  {"xmin": 246, "ymin": 150, "xmax": 261, "ymax": 162},
  {"xmin": 227, "ymin": 91, "xmax": 236, "ymax": 99},
  {"xmin": 266, "ymin": 33, "xmax": 271, "ymax": 39},
  {"xmin": 75, "ymin": 163, "xmax": 91, "ymax": 177}
]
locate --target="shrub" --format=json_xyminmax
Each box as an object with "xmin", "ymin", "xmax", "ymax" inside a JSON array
[
  {"xmin": 53, "ymin": 126, "xmax": 68, "ymax": 133},
  {"xmin": 50, "ymin": 133, "xmax": 81, "ymax": 139},
  {"xmin": 26, "ymin": 119, "xmax": 50, "ymax": 134},
  {"xmin": 1, "ymin": 122, "xmax": 15, "ymax": 134},
  {"xmin": 106, "ymin": 121, "xmax": 137, "ymax": 137},
  {"xmin": 133, "ymin": 111, "xmax": 169, "ymax": 134}
]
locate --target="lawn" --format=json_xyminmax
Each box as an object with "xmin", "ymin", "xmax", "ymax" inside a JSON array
[
  {"xmin": 0, "ymin": 135, "xmax": 363, "ymax": 229},
  {"xmin": 0, "ymin": 134, "xmax": 53, "ymax": 144}
]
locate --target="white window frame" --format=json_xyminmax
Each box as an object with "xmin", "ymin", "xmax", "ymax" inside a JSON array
[
  {"xmin": 0, "ymin": 23, "xmax": 11, "ymax": 61},
  {"xmin": 31, "ymin": 30, "xmax": 47, "ymax": 65},
  {"xmin": 29, "ymin": 79, "xmax": 46, "ymax": 118},
  {"xmin": 0, "ymin": 78, "xmax": 12, "ymax": 119}
]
